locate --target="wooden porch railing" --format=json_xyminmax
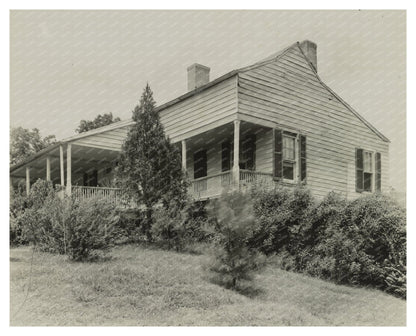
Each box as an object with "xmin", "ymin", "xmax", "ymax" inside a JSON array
[
  {"xmin": 71, "ymin": 186, "xmax": 135, "ymax": 208},
  {"xmin": 189, "ymin": 170, "xmax": 273, "ymax": 199},
  {"xmin": 239, "ymin": 169, "xmax": 274, "ymax": 185},
  {"xmin": 69, "ymin": 170, "xmax": 274, "ymax": 205}
]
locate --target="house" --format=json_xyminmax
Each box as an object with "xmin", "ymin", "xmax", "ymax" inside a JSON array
[{"xmin": 10, "ymin": 40, "xmax": 389, "ymax": 203}]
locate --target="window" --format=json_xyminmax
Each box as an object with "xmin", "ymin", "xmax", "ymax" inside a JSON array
[
  {"xmin": 356, "ymin": 148, "xmax": 381, "ymax": 192},
  {"xmin": 274, "ymin": 129, "xmax": 306, "ymax": 183},
  {"xmin": 282, "ymin": 133, "xmax": 296, "ymax": 180}
]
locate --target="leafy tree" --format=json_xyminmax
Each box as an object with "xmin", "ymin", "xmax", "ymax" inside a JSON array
[
  {"xmin": 10, "ymin": 127, "xmax": 56, "ymax": 165},
  {"xmin": 76, "ymin": 112, "xmax": 121, "ymax": 133},
  {"xmin": 116, "ymin": 84, "xmax": 188, "ymax": 240}
]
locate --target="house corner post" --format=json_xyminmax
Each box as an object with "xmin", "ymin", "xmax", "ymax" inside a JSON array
[
  {"xmin": 60, "ymin": 145, "xmax": 65, "ymax": 187},
  {"xmin": 66, "ymin": 144, "xmax": 72, "ymax": 196},
  {"xmin": 46, "ymin": 156, "xmax": 51, "ymax": 181},
  {"xmin": 181, "ymin": 139, "xmax": 187, "ymax": 172},
  {"xmin": 25, "ymin": 166, "xmax": 30, "ymax": 196},
  {"xmin": 233, "ymin": 120, "xmax": 240, "ymax": 189}
]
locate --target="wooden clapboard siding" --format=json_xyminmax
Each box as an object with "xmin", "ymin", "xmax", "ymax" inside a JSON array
[
  {"xmin": 72, "ymin": 126, "xmax": 130, "ymax": 151},
  {"xmin": 159, "ymin": 76, "xmax": 238, "ymax": 142},
  {"xmin": 238, "ymin": 44, "xmax": 389, "ymax": 199}
]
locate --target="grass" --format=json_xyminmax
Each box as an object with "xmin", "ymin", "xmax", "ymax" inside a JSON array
[{"xmin": 10, "ymin": 244, "xmax": 406, "ymax": 326}]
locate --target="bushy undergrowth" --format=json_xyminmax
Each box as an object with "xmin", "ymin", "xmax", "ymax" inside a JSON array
[
  {"xmin": 250, "ymin": 186, "xmax": 406, "ymax": 299},
  {"xmin": 151, "ymin": 199, "xmax": 213, "ymax": 252},
  {"xmin": 11, "ymin": 179, "xmax": 119, "ymax": 261},
  {"xmin": 205, "ymin": 193, "xmax": 266, "ymax": 290}
]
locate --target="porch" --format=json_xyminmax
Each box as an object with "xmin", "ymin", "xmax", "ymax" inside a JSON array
[{"xmin": 10, "ymin": 118, "xmax": 280, "ymax": 205}]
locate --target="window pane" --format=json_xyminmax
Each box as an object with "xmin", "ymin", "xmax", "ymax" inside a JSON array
[
  {"xmin": 364, "ymin": 172, "xmax": 372, "ymax": 191},
  {"xmin": 364, "ymin": 152, "xmax": 372, "ymax": 172},
  {"xmin": 283, "ymin": 162, "xmax": 294, "ymax": 180},
  {"xmin": 283, "ymin": 136, "xmax": 295, "ymax": 160}
]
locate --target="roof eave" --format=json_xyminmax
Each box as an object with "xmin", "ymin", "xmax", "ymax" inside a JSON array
[{"xmin": 10, "ymin": 142, "xmax": 63, "ymax": 174}]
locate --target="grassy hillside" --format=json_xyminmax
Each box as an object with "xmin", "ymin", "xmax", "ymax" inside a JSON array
[{"xmin": 10, "ymin": 244, "xmax": 406, "ymax": 326}]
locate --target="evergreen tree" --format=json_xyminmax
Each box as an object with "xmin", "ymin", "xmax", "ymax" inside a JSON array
[{"xmin": 117, "ymin": 84, "xmax": 188, "ymax": 240}]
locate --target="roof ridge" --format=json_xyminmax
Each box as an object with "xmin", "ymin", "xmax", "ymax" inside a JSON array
[
  {"xmin": 295, "ymin": 42, "xmax": 390, "ymax": 143},
  {"xmin": 236, "ymin": 42, "xmax": 297, "ymax": 74}
]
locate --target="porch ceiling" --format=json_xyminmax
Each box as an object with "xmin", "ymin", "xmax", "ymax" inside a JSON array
[{"xmin": 184, "ymin": 120, "xmax": 272, "ymax": 152}]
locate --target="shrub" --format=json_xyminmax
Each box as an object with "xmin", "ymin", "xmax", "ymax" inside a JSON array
[
  {"xmin": 152, "ymin": 201, "xmax": 188, "ymax": 251},
  {"xmin": 9, "ymin": 184, "xmax": 30, "ymax": 246},
  {"xmin": 12, "ymin": 179, "xmax": 119, "ymax": 261},
  {"xmin": 250, "ymin": 187, "xmax": 406, "ymax": 298},
  {"xmin": 206, "ymin": 192, "xmax": 266, "ymax": 290},
  {"xmin": 15, "ymin": 180, "xmax": 57, "ymax": 247},
  {"xmin": 115, "ymin": 209, "xmax": 146, "ymax": 244},
  {"xmin": 152, "ymin": 199, "xmax": 213, "ymax": 251},
  {"xmin": 250, "ymin": 185, "xmax": 314, "ymax": 255},
  {"xmin": 66, "ymin": 197, "xmax": 119, "ymax": 261}
]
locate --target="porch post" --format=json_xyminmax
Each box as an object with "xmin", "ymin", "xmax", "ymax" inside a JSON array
[
  {"xmin": 233, "ymin": 120, "xmax": 240, "ymax": 188},
  {"xmin": 181, "ymin": 140, "xmax": 187, "ymax": 172},
  {"xmin": 66, "ymin": 144, "xmax": 72, "ymax": 196},
  {"xmin": 60, "ymin": 145, "xmax": 64, "ymax": 187},
  {"xmin": 46, "ymin": 156, "xmax": 51, "ymax": 181},
  {"xmin": 25, "ymin": 166, "xmax": 30, "ymax": 196}
]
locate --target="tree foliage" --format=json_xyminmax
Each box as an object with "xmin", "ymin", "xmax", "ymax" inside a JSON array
[
  {"xmin": 116, "ymin": 84, "xmax": 188, "ymax": 240},
  {"xmin": 76, "ymin": 112, "xmax": 121, "ymax": 133},
  {"xmin": 206, "ymin": 192, "xmax": 266, "ymax": 290},
  {"xmin": 10, "ymin": 127, "xmax": 56, "ymax": 165}
]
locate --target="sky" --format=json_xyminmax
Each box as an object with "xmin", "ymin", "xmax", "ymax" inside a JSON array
[{"xmin": 9, "ymin": 10, "xmax": 406, "ymax": 192}]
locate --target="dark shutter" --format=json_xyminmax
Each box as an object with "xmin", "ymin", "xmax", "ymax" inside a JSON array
[
  {"xmin": 245, "ymin": 134, "xmax": 256, "ymax": 171},
  {"xmin": 194, "ymin": 150, "xmax": 207, "ymax": 179},
  {"xmin": 375, "ymin": 152, "xmax": 381, "ymax": 191},
  {"xmin": 300, "ymin": 135, "xmax": 307, "ymax": 182},
  {"xmin": 92, "ymin": 169, "xmax": 98, "ymax": 186},
  {"xmin": 273, "ymin": 129, "xmax": 283, "ymax": 179},
  {"xmin": 356, "ymin": 148, "xmax": 364, "ymax": 192},
  {"xmin": 221, "ymin": 141, "xmax": 231, "ymax": 172}
]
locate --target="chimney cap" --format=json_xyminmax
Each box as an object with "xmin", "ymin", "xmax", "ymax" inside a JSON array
[{"xmin": 187, "ymin": 63, "xmax": 211, "ymax": 72}]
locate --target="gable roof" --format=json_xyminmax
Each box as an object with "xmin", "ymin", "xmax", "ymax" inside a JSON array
[
  {"xmin": 156, "ymin": 41, "xmax": 388, "ymax": 143},
  {"xmin": 10, "ymin": 40, "xmax": 389, "ymax": 173}
]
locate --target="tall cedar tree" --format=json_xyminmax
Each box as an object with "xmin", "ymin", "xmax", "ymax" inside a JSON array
[{"xmin": 117, "ymin": 84, "xmax": 188, "ymax": 240}]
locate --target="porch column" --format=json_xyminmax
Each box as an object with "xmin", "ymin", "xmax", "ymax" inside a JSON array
[
  {"xmin": 233, "ymin": 120, "xmax": 240, "ymax": 188},
  {"xmin": 66, "ymin": 144, "xmax": 72, "ymax": 196},
  {"xmin": 25, "ymin": 166, "xmax": 30, "ymax": 196},
  {"xmin": 181, "ymin": 140, "xmax": 187, "ymax": 172},
  {"xmin": 46, "ymin": 156, "xmax": 51, "ymax": 181},
  {"xmin": 60, "ymin": 145, "xmax": 64, "ymax": 186}
]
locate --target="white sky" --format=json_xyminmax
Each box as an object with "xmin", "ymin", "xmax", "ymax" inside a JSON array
[{"xmin": 9, "ymin": 10, "xmax": 406, "ymax": 192}]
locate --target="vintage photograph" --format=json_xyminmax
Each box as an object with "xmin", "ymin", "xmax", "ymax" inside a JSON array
[{"xmin": 9, "ymin": 10, "xmax": 406, "ymax": 326}]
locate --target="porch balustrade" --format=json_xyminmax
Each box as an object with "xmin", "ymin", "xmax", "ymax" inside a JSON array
[{"xmin": 70, "ymin": 170, "xmax": 274, "ymax": 205}]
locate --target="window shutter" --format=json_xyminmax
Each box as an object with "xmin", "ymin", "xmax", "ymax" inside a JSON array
[
  {"xmin": 375, "ymin": 152, "xmax": 381, "ymax": 191},
  {"xmin": 194, "ymin": 150, "xmax": 207, "ymax": 179},
  {"xmin": 246, "ymin": 134, "xmax": 256, "ymax": 170},
  {"xmin": 300, "ymin": 135, "xmax": 307, "ymax": 182},
  {"xmin": 356, "ymin": 148, "xmax": 364, "ymax": 192},
  {"xmin": 274, "ymin": 129, "xmax": 283, "ymax": 179},
  {"xmin": 221, "ymin": 141, "xmax": 231, "ymax": 172}
]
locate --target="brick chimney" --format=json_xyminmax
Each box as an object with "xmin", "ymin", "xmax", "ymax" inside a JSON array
[
  {"xmin": 299, "ymin": 40, "xmax": 317, "ymax": 72},
  {"xmin": 187, "ymin": 63, "xmax": 210, "ymax": 91}
]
